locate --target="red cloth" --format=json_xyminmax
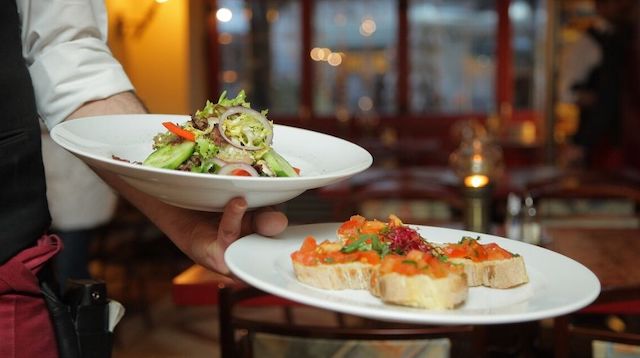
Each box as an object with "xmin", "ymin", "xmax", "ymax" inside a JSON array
[{"xmin": 0, "ymin": 235, "xmax": 62, "ymax": 358}]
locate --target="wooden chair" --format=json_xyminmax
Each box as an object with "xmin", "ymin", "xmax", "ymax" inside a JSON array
[
  {"xmin": 524, "ymin": 169, "xmax": 640, "ymax": 229},
  {"xmin": 523, "ymin": 170, "xmax": 640, "ymax": 357},
  {"xmin": 218, "ymin": 285, "xmax": 485, "ymax": 358}
]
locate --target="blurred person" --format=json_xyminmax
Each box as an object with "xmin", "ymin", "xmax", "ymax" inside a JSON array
[
  {"xmin": 40, "ymin": 128, "xmax": 118, "ymax": 288},
  {"xmin": 557, "ymin": 0, "xmax": 636, "ymax": 170},
  {"xmin": 0, "ymin": 1, "xmax": 287, "ymax": 357}
]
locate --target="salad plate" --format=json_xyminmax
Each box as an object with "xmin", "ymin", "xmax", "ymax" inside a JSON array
[
  {"xmin": 50, "ymin": 114, "xmax": 373, "ymax": 211},
  {"xmin": 225, "ymin": 223, "xmax": 600, "ymax": 325}
]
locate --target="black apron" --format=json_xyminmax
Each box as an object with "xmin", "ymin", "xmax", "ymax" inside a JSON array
[{"xmin": 0, "ymin": 1, "xmax": 51, "ymax": 264}]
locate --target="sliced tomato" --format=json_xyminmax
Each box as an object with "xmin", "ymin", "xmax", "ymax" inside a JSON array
[{"xmin": 230, "ymin": 169, "xmax": 252, "ymax": 176}]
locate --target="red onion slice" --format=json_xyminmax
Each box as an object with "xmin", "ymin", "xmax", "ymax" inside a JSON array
[
  {"xmin": 200, "ymin": 117, "xmax": 219, "ymax": 135},
  {"xmin": 217, "ymin": 163, "xmax": 260, "ymax": 177},
  {"xmin": 211, "ymin": 157, "xmax": 227, "ymax": 168},
  {"xmin": 219, "ymin": 107, "xmax": 273, "ymax": 150}
]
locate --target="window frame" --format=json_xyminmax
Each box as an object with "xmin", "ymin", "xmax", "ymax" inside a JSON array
[{"xmin": 206, "ymin": 0, "xmax": 538, "ymax": 167}]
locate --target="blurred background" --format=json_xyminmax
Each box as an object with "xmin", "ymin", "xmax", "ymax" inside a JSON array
[
  {"xmin": 81, "ymin": 1, "xmax": 640, "ymax": 356},
  {"xmin": 104, "ymin": 0, "xmax": 639, "ymax": 170}
]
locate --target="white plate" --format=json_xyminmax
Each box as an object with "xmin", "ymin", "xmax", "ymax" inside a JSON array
[
  {"xmin": 226, "ymin": 223, "xmax": 600, "ymax": 325},
  {"xmin": 50, "ymin": 115, "xmax": 372, "ymax": 211}
]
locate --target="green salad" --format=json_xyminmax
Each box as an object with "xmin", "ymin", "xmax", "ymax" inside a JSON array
[{"xmin": 143, "ymin": 90, "xmax": 299, "ymax": 177}]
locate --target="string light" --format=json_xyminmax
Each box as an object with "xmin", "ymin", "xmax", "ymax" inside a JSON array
[
  {"xmin": 327, "ymin": 52, "xmax": 342, "ymax": 66},
  {"xmin": 359, "ymin": 18, "xmax": 377, "ymax": 37},
  {"xmin": 216, "ymin": 8, "xmax": 233, "ymax": 22}
]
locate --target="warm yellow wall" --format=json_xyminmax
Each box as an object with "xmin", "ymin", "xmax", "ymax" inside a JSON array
[{"xmin": 105, "ymin": 0, "xmax": 198, "ymax": 115}]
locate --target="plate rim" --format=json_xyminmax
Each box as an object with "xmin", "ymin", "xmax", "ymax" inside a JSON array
[{"xmin": 225, "ymin": 223, "xmax": 601, "ymax": 325}]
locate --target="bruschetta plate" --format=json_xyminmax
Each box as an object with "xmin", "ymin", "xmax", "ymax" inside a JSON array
[{"xmin": 226, "ymin": 223, "xmax": 600, "ymax": 325}]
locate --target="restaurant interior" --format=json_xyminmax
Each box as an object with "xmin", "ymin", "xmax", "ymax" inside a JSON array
[{"xmin": 61, "ymin": 0, "xmax": 640, "ymax": 356}]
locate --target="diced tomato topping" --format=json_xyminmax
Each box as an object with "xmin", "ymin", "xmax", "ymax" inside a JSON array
[
  {"xmin": 290, "ymin": 236, "xmax": 319, "ymax": 265},
  {"xmin": 337, "ymin": 215, "xmax": 388, "ymax": 237},
  {"xmin": 360, "ymin": 220, "xmax": 387, "ymax": 234},
  {"xmin": 337, "ymin": 215, "xmax": 366, "ymax": 239},
  {"xmin": 484, "ymin": 243, "xmax": 514, "ymax": 260},
  {"xmin": 445, "ymin": 245, "xmax": 468, "ymax": 258},
  {"xmin": 359, "ymin": 251, "xmax": 382, "ymax": 265},
  {"xmin": 443, "ymin": 238, "xmax": 513, "ymax": 262},
  {"xmin": 379, "ymin": 250, "xmax": 459, "ymax": 278},
  {"xmin": 299, "ymin": 236, "xmax": 317, "ymax": 252},
  {"xmin": 291, "ymin": 235, "xmax": 381, "ymax": 266}
]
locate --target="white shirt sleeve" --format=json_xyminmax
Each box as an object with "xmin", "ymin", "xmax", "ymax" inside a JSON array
[
  {"xmin": 557, "ymin": 32, "xmax": 602, "ymax": 103},
  {"xmin": 18, "ymin": 0, "xmax": 135, "ymax": 129}
]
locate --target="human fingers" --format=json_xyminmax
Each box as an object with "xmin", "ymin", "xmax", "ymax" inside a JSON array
[
  {"xmin": 251, "ymin": 207, "xmax": 288, "ymax": 237},
  {"xmin": 207, "ymin": 200, "xmax": 287, "ymax": 274},
  {"xmin": 209, "ymin": 197, "xmax": 248, "ymax": 274}
]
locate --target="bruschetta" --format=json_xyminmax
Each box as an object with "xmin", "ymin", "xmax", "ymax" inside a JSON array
[
  {"xmin": 437, "ymin": 236, "xmax": 529, "ymax": 289},
  {"xmin": 371, "ymin": 250, "xmax": 468, "ymax": 309},
  {"xmin": 290, "ymin": 236, "xmax": 382, "ymax": 290},
  {"xmin": 290, "ymin": 214, "xmax": 529, "ymax": 310}
]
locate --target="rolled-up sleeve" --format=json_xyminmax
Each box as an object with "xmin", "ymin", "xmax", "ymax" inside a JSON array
[{"xmin": 18, "ymin": 0, "xmax": 134, "ymax": 129}]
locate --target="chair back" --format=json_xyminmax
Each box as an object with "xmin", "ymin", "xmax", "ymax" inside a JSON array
[
  {"xmin": 531, "ymin": 171, "xmax": 640, "ymax": 356},
  {"xmin": 218, "ymin": 285, "xmax": 483, "ymax": 358},
  {"xmin": 524, "ymin": 170, "xmax": 640, "ymax": 229},
  {"xmin": 349, "ymin": 169, "xmax": 464, "ymax": 226}
]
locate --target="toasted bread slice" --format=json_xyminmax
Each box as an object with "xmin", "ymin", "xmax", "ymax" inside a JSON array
[
  {"xmin": 292, "ymin": 261, "xmax": 376, "ymax": 290},
  {"xmin": 370, "ymin": 250, "xmax": 468, "ymax": 309},
  {"xmin": 373, "ymin": 271, "xmax": 467, "ymax": 309},
  {"xmin": 435, "ymin": 237, "xmax": 529, "ymax": 288},
  {"xmin": 291, "ymin": 236, "xmax": 381, "ymax": 290},
  {"xmin": 448, "ymin": 255, "xmax": 528, "ymax": 289}
]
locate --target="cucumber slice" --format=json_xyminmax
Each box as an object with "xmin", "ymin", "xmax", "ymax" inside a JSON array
[
  {"xmin": 143, "ymin": 141, "xmax": 196, "ymax": 169},
  {"xmin": 262, "ymin": 149, "xmax": 298, "ymax": 177}
]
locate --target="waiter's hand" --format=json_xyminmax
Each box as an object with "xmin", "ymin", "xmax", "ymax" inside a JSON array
[{"xmin": 188, "ymin": 197, "xmax": 288, "ymax": 274}]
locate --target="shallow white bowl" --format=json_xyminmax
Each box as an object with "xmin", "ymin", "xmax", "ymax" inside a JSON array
[{"xmin": 51, "ymin": 114, "xmax": 373, "ymax": 211}]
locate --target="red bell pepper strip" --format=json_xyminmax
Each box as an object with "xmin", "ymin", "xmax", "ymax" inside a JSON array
[{"xmin": 162, "ymin": 122, "xmax": 196, "ymax": 142}]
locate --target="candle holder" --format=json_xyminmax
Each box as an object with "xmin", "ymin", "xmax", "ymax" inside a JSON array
[
  {"xmin": 449, "ymin": 120, "xmax": 503, "ymax": 233},
  {"xmin": 462, "ymin": 175, "xmax": 492, "ymax": 233}
]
